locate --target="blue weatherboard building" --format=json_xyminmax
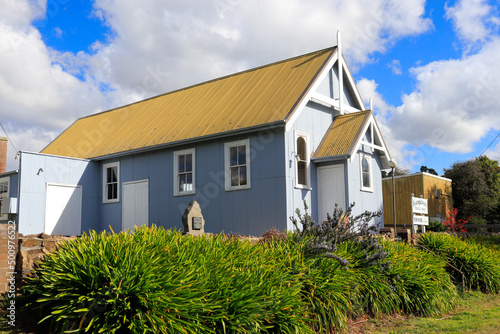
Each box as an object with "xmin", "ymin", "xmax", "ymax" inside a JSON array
[{"xmin": 0, "ymin": 44, "xmax": 391, "ymax": 236}]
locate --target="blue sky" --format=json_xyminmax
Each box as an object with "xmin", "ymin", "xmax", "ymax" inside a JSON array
[{"xmin": 1, "ymin": 0, "xmax": 500, "ymax": 174}]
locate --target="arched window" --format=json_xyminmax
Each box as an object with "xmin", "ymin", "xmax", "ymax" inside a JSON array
[
  {"xmin": 360, "ymin": 154, "xmax": 372, "ymax": 191},
  {"xmin": 295, "ymin": 132, "xmax": 309, "ymax": 188}
]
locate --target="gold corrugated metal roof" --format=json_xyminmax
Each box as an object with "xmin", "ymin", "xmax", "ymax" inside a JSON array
[
  {"xmin": 313, "ymin": 110, "xmax": 370, "ymax": 158},
  {"xmin": 42, "ymin": 47, "xmax": 335, "ymax": 159}
]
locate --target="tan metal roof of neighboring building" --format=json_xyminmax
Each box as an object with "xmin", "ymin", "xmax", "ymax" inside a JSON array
[
  {"xmin": 42, "ymin": 47, "xmax": 335, "ymax": 159},
  {"xmin": 312, "ymin": 110, "xmax": 371, "ymax": 158}
]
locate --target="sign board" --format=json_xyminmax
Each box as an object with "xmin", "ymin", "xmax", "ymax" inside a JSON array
[
  {"xmin": 413, "ymin": 215, "xmax": 429, "ymax": 226},
  {"xmin": 429, "ymin": 217, "xmax": 442, "ymax": 223},
  {"xmin": 412, "ymin": 197, "xmax": 428, "ymax": 215}
]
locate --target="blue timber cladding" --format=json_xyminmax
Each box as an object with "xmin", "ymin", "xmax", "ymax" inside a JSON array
[
  {"xmin": 17, "ymin": 152, "xmax": 100, "ymax": 235},
  {"xmin": 285, "ymin": 101, "xmax": 335, "ymax": 229},
  {"xmin": 101, "ymin": 128, "xmax": 287, "ymax": 236},
  {"xmin": 347, "ymin": 146, "xmax": 384, "ymax": 226}
]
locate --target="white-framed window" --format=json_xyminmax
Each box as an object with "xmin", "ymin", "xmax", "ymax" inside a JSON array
[
  {"xmin": 103, "ymin": 162, "xmax": 120, "ymax": 203},
  {"xmin": 174, "ymin": 148, "xmax": 195, "ymax": 196},
  {"xmin": 0, "ymin": 177, "xmax": 9, "ymax": 220},
  {"xmin": 295, "ymin": 131, "xmax": 310, "ymax": 189},
  {"xmin": 360, "ymin": 154, "xmax": 373, "ymax": 192},
  {"xmin": 225, "ymin": 139, "xmax": 251, "ymax": 191}
]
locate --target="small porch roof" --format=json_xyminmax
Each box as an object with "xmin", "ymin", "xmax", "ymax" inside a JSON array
[{"xmin": 311, "ymin": 110, "xmax": 391, "ymax": 168}]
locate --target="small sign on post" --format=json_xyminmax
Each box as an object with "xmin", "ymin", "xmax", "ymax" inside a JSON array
[
  {"xmin": 412, "ymin": 197, "xmax": 428, "ymax": 215},
  {"xmin": 411, "ymin": 194, "xmax": 428, "ymax": 234},
  {"xmin": 413, "ymin": 215, "xmax": 429, "ymax": 226}
]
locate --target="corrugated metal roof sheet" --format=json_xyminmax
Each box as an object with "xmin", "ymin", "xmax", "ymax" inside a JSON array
[
  {"xmin": 312, "ymin": 110, "xmax": 370, "ymax": 158},
  {"xmin": 42, "ymin": 47, "xmax": 335, "ymax": 159}
]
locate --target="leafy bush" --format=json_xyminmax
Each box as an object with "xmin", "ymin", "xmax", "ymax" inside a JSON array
[
  {"xmin": 418, "ymin": 232, "xmax": 500, "ymax": 293},
  {"xmin": 21, "ymin": 226, "xmax": 311, "ymax": 333},
  {"xmin": 443, "ymin": 208, "xmax": 471, "ymax": 233},
  {"xmin": 427, "ymin": 219, "xmax": 446, "ymax": 232},
  {"xmin": 291, "ymin": 201, "xmax": 386, "ymax": 270},
  {"xmin": 290, "ymin": 202, "xmax": 395, "ymax": 329},
  {"xmin": 382, "ymin": 240, "xmax": 458, "ymax": 316}
]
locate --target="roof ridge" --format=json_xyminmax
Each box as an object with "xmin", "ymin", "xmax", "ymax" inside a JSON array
[{"xmin": 77, "ymin": 46, "xmax": 336, "ymax": 121}]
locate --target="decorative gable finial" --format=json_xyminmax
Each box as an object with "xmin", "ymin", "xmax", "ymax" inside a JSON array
[{"xmin": 337, "ymin": 30, "xmax": 344, "ymax": 115}]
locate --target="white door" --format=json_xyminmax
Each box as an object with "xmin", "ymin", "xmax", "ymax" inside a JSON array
[
  {"xmin": 122, "ymin": 179, "xmax": 149, "ymax": 231},
  {"xmin": 45, "ymin": 184, "xmax": 82, "ymax": 235},
  {"xmin": 317, "ymin": 165, "xmax": 346, "ymax": 223}
]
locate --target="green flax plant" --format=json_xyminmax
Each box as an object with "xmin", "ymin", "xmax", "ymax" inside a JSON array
[
  {"xmin": 418, "ymin": 232, "xmax": 500, "ymax": 293},
  {"xmin": 22, "ymin": 227, "xmax": 214, "ymax": 333},
  {"xmin": 381, "ymin": 240, "xmax": 458, "ymax": 316},
  {"xmin": 290, "ymin": 201, "xmax": 393, "ymax": 331},
  {"xmin": 21, "ymin": 226, "xmax": 311, "ymax": 334}
]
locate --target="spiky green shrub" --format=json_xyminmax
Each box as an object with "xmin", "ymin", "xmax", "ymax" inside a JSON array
[
  {"xmin": 21, "ymin": 228, "xmax": 214, "ymax": 333},
  {"xmin": 21, "ymin": 226, "xmax": 311, "ymax": 334},
  {"xmin": 418, "ymin": 232, "xmax": 500, "ymax": 293},
  {"xmin": 461, "ymin": 234, "xmax": 500, "ymax": 251},
  {"xmin": 382, "ymin": 240, "xmax": 458, "ymax": 316}
]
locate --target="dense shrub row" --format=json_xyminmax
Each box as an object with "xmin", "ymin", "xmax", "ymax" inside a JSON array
[
  {"xmin": 19, "ymin": 227, "xmax": 500, "ymax": 333},
  {"xmin": 418, "ymin": 232, "xmax": 500, "ymax": 293}
]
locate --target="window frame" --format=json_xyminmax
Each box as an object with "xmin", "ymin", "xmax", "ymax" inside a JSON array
[
  {"xmin": 224, "ymin": 139, "xmax": 251, "ymax": 191},
  {"xmin": 103, "ymin": 162, "xmax": 120, "ymax": 203},
  {"xmin": 295, "ymin": 131, "xmax": 311, "ymax": 189},
  {"xmin": 173, "ymin": 148, "xmax": 196, "ymax": 196},
  {"xmin": 0, "ymin": 177, "xmax": 9, "ymax": 220},
  {"xmin": 360, "ymin": 153, "xmax": 373, "ymax": 192}
]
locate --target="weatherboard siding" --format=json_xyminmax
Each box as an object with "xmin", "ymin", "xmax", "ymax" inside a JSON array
[
  {"xmin": 17, "ymin": 152, "xmax": 100, "ymax": 235},
  {"xmin": 285, "ymin": 101, "xmax": 336, "ymax": 228},
  {"xmin": 100, "ymin": 129, "xmax": 287, "ymax": 236},
  {"xmin": 347, "ymin": 147, "xmax": 384, "ymax": 226}
]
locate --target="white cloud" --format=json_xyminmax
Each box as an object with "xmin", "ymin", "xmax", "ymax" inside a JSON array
[
  {"xmin": 387, "ymin": 59, "xmax": 402, "ymax": 75},
  {"xmin": 0, "ymin": 0, "xmax": 433, "ymax": 171},
  {"xmin": 484, "ymin": 138, "xmax": 500, "ymax": 161},
  {"xmin": 361, "ymin": 37, "xmax": 500, "ymax": 170},
  {"xmin": 84, "ymin": 0, "xmax": 432, "ymax": 98},
  {"xmin": 445, "ymin": 0, "xmax": 499, "ymax": 48},
  {"xmin": 391, "ymin": 38, "xmax": 500, "ymax": 152},
  {"xmin": 0, "ymin": 0, "xmax": 45, "ymax": 28}
]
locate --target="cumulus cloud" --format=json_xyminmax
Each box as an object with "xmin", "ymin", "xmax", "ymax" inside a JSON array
[
  {"xmin": 0, "ymin": 0, "xmax": 433, "ymax": 171},
  {"xmin": 84, "ymin": 0, "xmax": 433, "ymax": 98},
  {"xmin": 362, "ymin": 37, "xmax": 500, "ymax": 170},
  {"xmin": 445, "ymin": 0, "xmax": 499, "ymax": 49},
  {"xmin": 390, "ymin": 38, "xmax": 500, "ymax": 152}
]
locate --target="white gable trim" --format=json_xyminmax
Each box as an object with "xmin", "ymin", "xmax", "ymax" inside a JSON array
[
  {"xmin": 349, "ymin": 113, "xmax": 390, "ymax": 168},
  {"xmin": 285, "ymin": 50, "xmax": 366, "ymax": 132}
]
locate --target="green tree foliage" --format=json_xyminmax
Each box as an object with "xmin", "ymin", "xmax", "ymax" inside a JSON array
[
  {"xmin": 444, "ymin": 156, "xmax": 500, "ymax": 223},
  {"xmin": 381, "ymin": 166, "xmax": 410, "ymax": 178}
]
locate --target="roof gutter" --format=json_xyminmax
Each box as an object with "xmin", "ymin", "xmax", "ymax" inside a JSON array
[
  {"xmin": 91, "ymin": 121, "xmax": 286, "ymax": 161},
  {"xmin": 311, "ymin": 154, "xmax": 350, "ymax": 162}
]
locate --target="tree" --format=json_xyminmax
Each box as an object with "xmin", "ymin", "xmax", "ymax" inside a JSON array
[
  {"xmin": 420, "ymin": 166, "xmax": 438, "ymax": 176},
  {"xmin": 381, "ymin": 166, "xmax": 410, "ymax": 178},
  {"xmin": 444, "ymin": 156, "xmax": 500, "ymax": 224}
]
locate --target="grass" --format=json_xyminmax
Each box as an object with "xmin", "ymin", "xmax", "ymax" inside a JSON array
[
  {"xmin": 3, "ymin": 292, "xmax": 500, "ymax": 333},
  {"xmin": 353, "ymin": 292, "xmax": 500, "ymax": 334}
]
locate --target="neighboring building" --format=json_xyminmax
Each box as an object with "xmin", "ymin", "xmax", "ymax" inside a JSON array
[
  {"xmin": 1, "ymin": 45, "xmax": 391, "ymax": 236},
  {"xmin": 382, "ymin": 172, "xmax": 453, "ymax": 228}
]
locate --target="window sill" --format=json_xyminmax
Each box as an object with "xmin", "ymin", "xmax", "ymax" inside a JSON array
[
  {"xmin": 295, "ymin": 185, "xmax": 312, "ymax": 191},
  {"xmin": 360, "ymin": 187, "xmax": 373, "ymax": 193},
  {"xmin": 103, "ymin": 199, "xmax": 120, "ymax": 204},
  {"xmin": 174, "ymin": 191, "xmax": 196, "ymax": 197},
  {"xmin": 225, "ymin": 185, "xmax": 251, "ymax": 192}
]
